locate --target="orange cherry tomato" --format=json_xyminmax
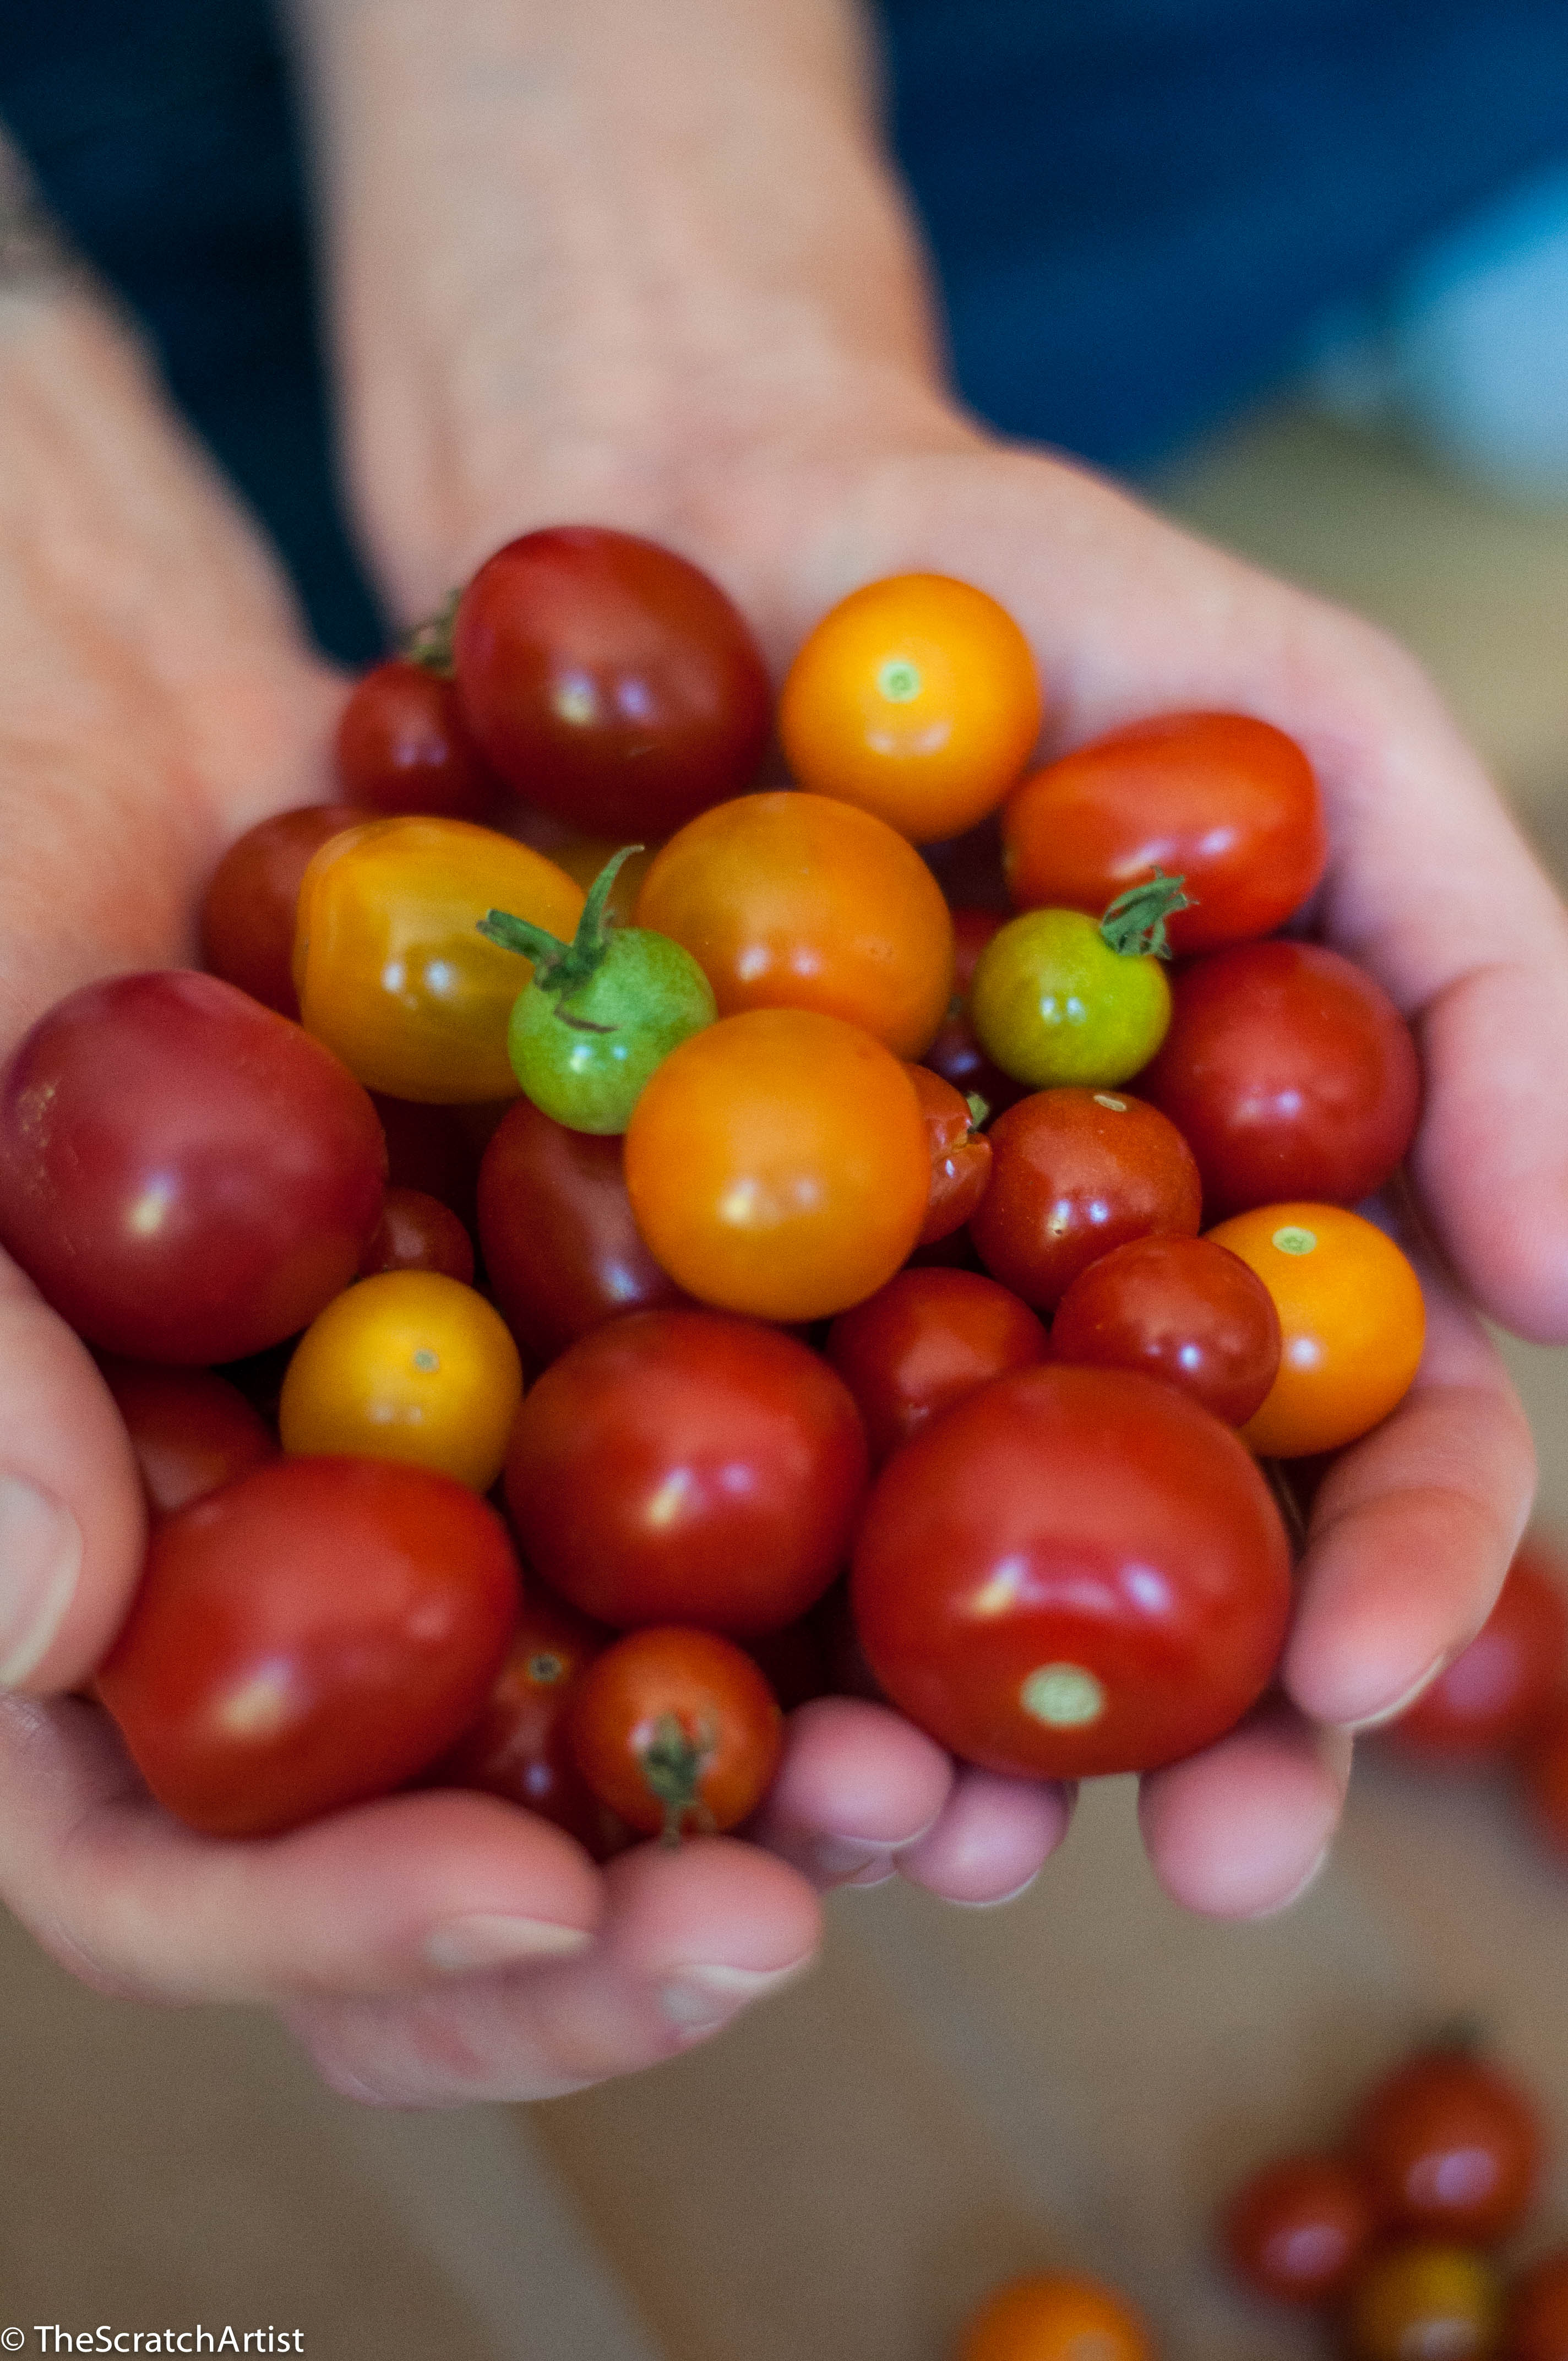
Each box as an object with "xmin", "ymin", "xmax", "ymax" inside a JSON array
[
  {"xmin": 633, "ymin": 790, "xmax": 954, "ymax": 1057},
  {"xmin": 778, "ymin": 573, "xmax": 1043, "ymax": 842},
  {"xmin": 624, "ymin": 1009, "xmax": 930, "ymax": 1321},
  {"xmin": 1204, "ymin": 1203, "xmax": 1425, "ymax": 1457},
  {"xmin": 279, "ymin": 1270, "xmax": 524, "ymax": 1492},
  {"xmin": 568, "ymin": 1625, "xmax": 783, "ymax": 1841},
  {"xmin": 294, "ymin": 816, "xmax": 584, "ymax": 1102},
  {"xmin": 1345, "ymin": 2242, "xmax": 1502, "ymax": 2361},
  {"xmin": 957, "ymin": 2272, "xmax": 1152, "ymax": 2361}
]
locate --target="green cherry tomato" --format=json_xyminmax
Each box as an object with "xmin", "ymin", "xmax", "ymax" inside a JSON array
[
  {"xmin": 481, "ymin": 848, "xmax": 717, "ymax": 1133},
  {"xmin": 970, "ymin": 875, "xmax": 1189, "ymax": 1089}
]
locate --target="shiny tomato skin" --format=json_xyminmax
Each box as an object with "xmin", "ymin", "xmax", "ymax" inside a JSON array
[
  {"xmin": 358, "ymin": 1185, "xmax": 476, "ymax": 1282},
  {"xmin": 200, "ymin": 804, "xmax": 373, "ymax": 1019},
  {"xmin": 0, "ymin": 971, "xmax": 386, "ymax": 1364},
  {"xmin": 957, "ymin": 2272, "xmax": 1152, "ymax": 2361},
  {"xmin": 100, "ymin": 1361, "xmax": 278, "ymax": 1519},
  {"xmin": 95, "ymin": 1456, "xmax": 520, "ymax": 1837},
  {"xmin": 1387, "ymin": 1535, "xmax": 1568, "ymax": 1760},
  {"xmin": 970, "ymin": 1087, "xmax": 1202, "ymax": 1310},
  {"xmin": 568, "ymin": 1625, "xmax": 783, "ymax": 1840},
  {"xmin": 1139, "ymin": 940, "xmax": 1420, "ymax": 1218},
  {"xmin": 1351, "ymin": 2048, "xmax": 1542, "ymax": 2244},
  {"xmin": 334, "ymin": 658, "xmax": 499, "ymax": 821},
  {"xmin": 505, "ymin": 1308, "xmax": 869, "ymax": 1636},
  {"xmin": 851, "ymin": 1363, "xmax": 1292, "ymax": 1778},
  {"xmin": 452, "ymin": 527, "xmax": 771, "ymax": 836},
  {"xmin": 825, "ymin": 1268, "xmax": 1049, "ymax": 1465},
  {"xmin": 478, "ymin": 1096, "xmax": 690, "ymax": 1364},
  {"xmin": 1003, "ymin": 711, "xmax": 1326, "ymax": 956},
  {"xmin": 1219, "ymin": 2153, "xmax": 1374, "ymax": 2306},
  {"xmin": 1049, "ymin": 1233, "xmax": 1281, "ymax": 1426},
  {"xmin": 906, "ymin": 1064, "xmax": 993, "ymax": 1243},
  {"xmin": 1506, "ymin": 2250, "xmax": 1568, "ymax": 2360}
]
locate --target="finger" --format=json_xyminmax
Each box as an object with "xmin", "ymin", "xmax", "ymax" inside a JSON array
[
  {"xmin": 0, "ymin": 1255, "xmax": 145, "ymax": 1693},
  {"xmin": 893, "ymin": 1765, "xmax": 1074, "ymax": 1904},
  {"xmin": 745, "ymin": 1694, "xmax": 956, "ymax": 1887},
  {"xmin": 282, "ymin": 1836, "xmax": 821, "ymax": 2106},
  {"xmin": 0, "ymin": 1694, "xmax": 602, "ymax": 2005},
  {"xmin": 1280, "ymin": 1269, "xmax": 1535, "ymax": 1732},
  {"xmin": 1138, "ymin": 1696, "xmax": 1353, "ymax": 1920}
]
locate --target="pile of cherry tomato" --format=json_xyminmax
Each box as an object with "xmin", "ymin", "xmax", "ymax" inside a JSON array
[
  {"xmin": 1220, "ymin": 2032, "xmax": 1568, "ymax": 2358},
  {"xmin": 0, "ymin": 523, "xmax": 1433, "ymax": 1849}
]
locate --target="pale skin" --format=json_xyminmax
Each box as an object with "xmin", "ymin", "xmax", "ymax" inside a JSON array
[{"xmin": 0, "ymin": 0, "xmax": 1557, "ymax": 2104}]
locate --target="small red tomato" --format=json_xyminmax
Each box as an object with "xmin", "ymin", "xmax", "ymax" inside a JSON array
[
  {"xmin": 1003, "ymin": 711, "xmax": 1326, "ymax": 955},
  {"xmin": 970, "ymin": 1087, "xmax": 1202, "ymax": 1310},
  {"xmin": 429, "ymin": 1590, "xmax": 632, "ymax": 1859},
  {"xmin": 1506, "ymin": 2250, "xmax": 1568, "ymax": 2360},
  {"xmin": 201, "ymin": 804, "xmax": 372, "ymax": 1018},
  {"xmin": 334, "ymin": 657, "xmax": 499, "ymax": 820},
  {"xmin": 1520, "ymin": 1700, "xmax": 1568, "ymax": 1862},
  {"xmin": 825, "ymin": 1267, "xmax": 1049, "ymax": 1465},
  {"xmin": 1387, "ymin": 1536, "xmax": 1568, "ymax": 1761},
  {"xmin": 96, "ymin": 1456, "xmax": 520, "ymax": 1837},
  {"xmin": 1351, "ymin": 2045, "xmax": 1543, "ymax": 2245},
  {"xmin": 477, "ymin": 1096, "xmax": 689, "ymax": 1363},
  {"xmin": 504, "ymin": 1309, "xmax": 869, "ymax": 1635},
  {"xmin": 569, "ymin": 1626, "xmax": 783, "ymax": 1841},
  {"xmin": 453, "ymin": 527, "xmax": 771, "ymax": 836},
  {"xmin": 851, "ymin": 1363, "xmax": 1292, "ymax": 1778},
  {"xmin": 1049, "ymin": 1233, "xmax": 1281, "ymax": 1426},
  {"xmin": 906, "ymin": 1063, "xmax": 993, "ymax": 1243},
  {"xmin": 1139, "ymin": 940, "xmax": 1420, "ymax": 1218},
  {"xmin": 358, "ymin": 1186, "xmax": 476, "ymax": 1283},
  {"xmin": 1219, "ymin": 2153, "xmax": 1374, "ymax": 2306},
  {"xmin": 100, "ymin": 1361, "xmax": 277, "ymax": 1518}
]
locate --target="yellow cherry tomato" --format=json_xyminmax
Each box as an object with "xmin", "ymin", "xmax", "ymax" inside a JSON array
[
  {"xmin": 1205, "ymin": 1202, "xmax": 1426, "ymax": 1458},
  {"xmin": 279, "ymin": 1270, "xmax": 524, "ymax": 1492},
  {"xmin": 1346, "ymin": 2242, "xmax": 1502, "ymax": 2361},
  {"xmin": 778, "ymin": 573, "xmax": 1043, "ymax": 842},
  {"xmin": 957, "ymin": 2272, "xmax": 1152, "ymax": 2361},
  {"xmin": 294, "ymin": 816, "xmax": 584, "ymax": 1102}
]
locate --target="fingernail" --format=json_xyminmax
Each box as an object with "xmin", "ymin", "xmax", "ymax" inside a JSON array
[
  {"xmin": 1244, "ymin": 1841, "xmax": 1332, "ymax": 1921},
  {"xmin": 424, "ymin": 1913, "xmax": 595, "ymax": 1973},
  {"xmin": 657, "ymin": 1957, "xmax": 813, "ymax": 2032},
  {"xmin": 1340, "ymin": 1655, "xmax": 1447, "ymax": 1734},
  {"xmin": 0, "ymin": 1477, "xmax": 82, "ymax": 1689},
  {"xmin": 810, "ymin": 1836, "xmax": 892, "ymax": 1881}
]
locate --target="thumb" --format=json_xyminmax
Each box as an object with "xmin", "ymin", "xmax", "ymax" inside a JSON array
[{"xmin": 0, "ymin": 1249, "xmax": 145, "ymax": 1694}]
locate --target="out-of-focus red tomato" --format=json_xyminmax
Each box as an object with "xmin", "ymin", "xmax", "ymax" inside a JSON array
[
  {"xmin": 504, "ymin": 1308, "xmax": 869, "ymax": 1636},
  {"xmin": 1002, "ymin": 711, "xmax": 1326, "ymax": 955},
  {"xmin": 906, "ymin": 1063, "xmax": 993, "ymax": 1243},
  {"xmin": 334, "ymin": 657, "xmax": 499, "ymax": 820},
  {"xmin": 201, "ymin": 804, "xmax": 372, "ymax": 1018},
  {"xmin": 1387, "ymin": 1535, "xmax": 1568, "ymax": 1760},
  {"xmin": 358, "ymin": 1187, "xmax": 476, "ymax": 1282},
  {"xmin": 1219, "ymin": 2153, "xmax": 1374, "ymax": 2306},
  {"xmin": 100, "ymin": 1361, "xmax": 277, "ymax": 1518},
  {"xmin": 453, "ymin": 526, "xmax": 771, "ymax": 835},
  {"xmin": 851, "ymin": 1363, "xmax": 1292, "ymax": 1778},
  {"xmin": 96, "ymin": 1456, "xmax": 520, "ymax": 1837},
  {"xmin": 1350, "ymin": 2045, "xmax": 1543, "ymax": 2245},
  {"xmin": 969, "ymin": 1087, "xmax": 1202, "ymax": 1310},
  {"xmin": 824, "ymin": 1267, "xmax": 1048, "ymax": 1465},
  {"xmin": 568, "ymin": 1625, "xmax": 783, "ymax": 1841},
  {"xmin": 0, "ymin": 971, "xmax": 385, "ymax": 1364},
  {"xmin": 1049, "ymin": 1233, "xmax": 1281, "ymax": 1426},
  {"xmin": 1506, "ymin": 2250, "xmax": 1568, "ymax": 2360},
  {"xmin": 1521, "ymin": 1700, "xmax": 1568, "ymax": 1862},
  {"xmin": 1139, "ymin": 940, "xmax": 1421, "ymax": 1218}
]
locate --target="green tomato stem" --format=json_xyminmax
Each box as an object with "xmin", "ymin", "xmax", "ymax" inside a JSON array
[
  {"xmin": 638, "ymin": 1711, "xmax": 718, "ymax": 1848},
  {"xmin": 1098, "ymin": 868, "xmax": 1195, "ymax": 960},
  {"xmin": 478, "ymin": 843, "xmax": 645, "ymax": 997},
  {"xmin": 402, "ymin": 588, "xmax": 461, "ymax": 679}
]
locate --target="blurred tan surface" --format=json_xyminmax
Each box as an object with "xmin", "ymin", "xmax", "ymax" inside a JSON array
[{"xmin": 6, "ymin": 406, "xmax": 1568, "ymax": 2358}]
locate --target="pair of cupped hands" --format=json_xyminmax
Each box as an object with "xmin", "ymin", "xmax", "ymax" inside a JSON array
[{"xmin": 0, "ymin": 286, "xmax": 1556, "ymax": 2108}]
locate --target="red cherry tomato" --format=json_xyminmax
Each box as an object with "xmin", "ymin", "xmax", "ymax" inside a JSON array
[
  {"xmin": 334, "ymin": 657, "xmax": 499, "ymax": 821},
  {"xmin": 477, "ymin": 1096, "xmax": 690, "ymax": 1364},
  {"xmin": 1351, "ymin": 2046, "xmax": 1543, "ymax": 2245},
  {"xmin": 1139, "ymin": 940, "xmax": 1420, "ymax": 1218},
  {"xmin": 970, "ymin": 1087, "xmax": 1202, "ymax": 1310},
  {"xmin": 100, "ymin": 1361, "xmax": 277, "ymax": 1519},
  {"xmin": 0, "ymin": 972, "xmax": 386, "ymax": 1363},
  {"xmin": 1387, "ymin": 1535, "xmax": 1568, "ymax": 1760},
  {"xmin": 453, "ymin": 526, "xmax": 771, "ymax": 835},
  {"xmin": 1049, "ymin": 1233, "xmax": 1281, "ymax": 1426},
  {"xmin": 851, "ymin": 1363, "xmax": 1292, "ymax": 1777},
  {"xmin": 824, "ymin": 1267, "xmax": 1049, "ymax": 1465},
  {"xmin": 1220, "ymin": 2153, "xmax": 1374, "ymax": 2306},
  {"xmin": 1506, "ymin": 2250, "xmax": 1568, "ymax": 2360},
  {"xmin": 358, "ymin": 1186, "xmax": 476, "ymax": 1283},
  {"xmin": 96, "ymin": 1456, "xmax": 520, "ymax": 1837},
  {"xmin": 504, "ymin": 1308, "xmax": 869, "ymax": 1636},
  {"xmin": 906, "ymin": 1064, "xmax": 993, "ymax": 1243},
  {"xmin": 429, "ymin": 1590, "xmax": 632, "ymax": 1859},
  {"xmin": 1521, "ymin": 1700, "xmax": 1568, "ymax": 1862},
  {"xmin": 569, "ymin": 1626, "xmax": 783, "ymax": 1841},
  {"xmin": 1003, "ymin": 712, "xmax": 1326, "ymax": 955},
  {"xmin": 200, "ymin": 804, "xmax": 372, "ymax": 1018}
]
